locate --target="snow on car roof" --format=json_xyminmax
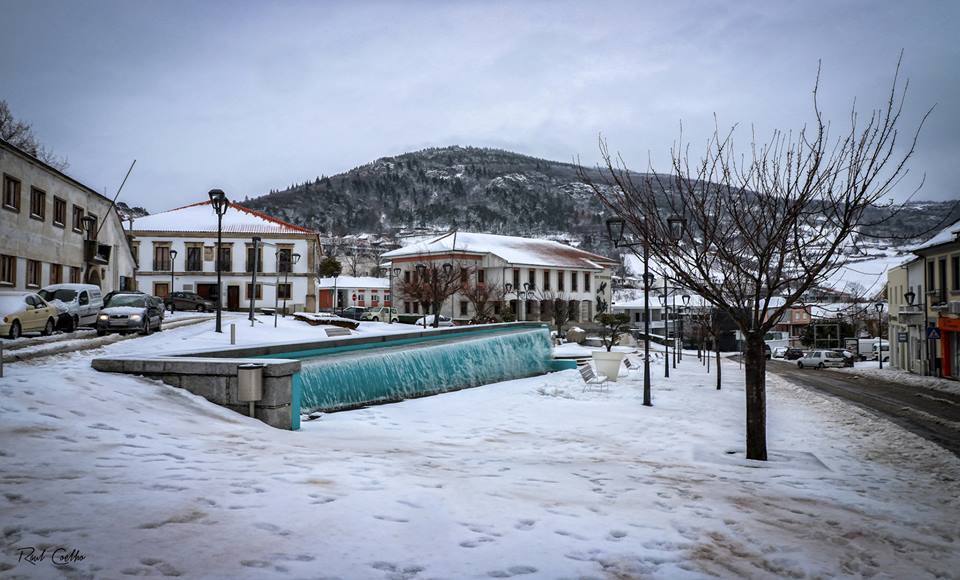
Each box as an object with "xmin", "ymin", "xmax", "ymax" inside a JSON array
[
  {"xmin": 128, "ymin": 201, "xmax": 318, "ymax": 235},
  {"xmin": 382, "ymin": 231, "xmax": 618, "ymax": 270}
]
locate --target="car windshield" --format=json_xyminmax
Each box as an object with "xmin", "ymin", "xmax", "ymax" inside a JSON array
[
  {"xmin": 106, "ymin": 295, "xmax": 146, "ymax": 308},
  {"xmin": 38, "ymin": 289, "xmax": 77, "ymax": 302},
  {"xmin": 0, "ymin": 295, "xmax": 26, "ymax": 313}
]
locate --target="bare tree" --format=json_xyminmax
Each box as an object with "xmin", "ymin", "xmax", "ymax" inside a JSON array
[
  {"xmin": 463, "ymin": 278, "xmax": 503, "ymax": 323},
  {"xmin": 398, "ymin": 262, "xmax": 469, "ymax": 327},
  {"xmin": 538, "ymin": 289, "xmax": 574, "ymax": 338},
  {"xmin": 0, "ymin": 100, "xmax": 68, "ymax": 170},
  {"xmin": 582, "ymin": 59, "xmax": 928, "ymax": 460}
]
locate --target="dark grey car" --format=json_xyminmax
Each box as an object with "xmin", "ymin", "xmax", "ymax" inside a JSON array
[
  {"xmin": 96, "ymin": 293, "xmax": 164, "ymax": 336},
  {"xmin": 165, "ymin": 291, "xmax": 216, "ymax": 312}
]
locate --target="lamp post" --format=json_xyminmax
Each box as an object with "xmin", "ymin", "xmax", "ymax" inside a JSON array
[
  {"xmin": 390, "ymin": 267, "xmax": 401, "ymax": 324},
  {"xmin": 606, "ymin": 217, "xmax": 653, "ymax": 406},
  {"xmin": 658, "ymin": 292, "xmax": 670, "ymax": 377},
  {"xmin": 169, "ymin": 249, "xmax": 177, "ymax": 302},
  {"xmin": 283, "ymin": 252, "xmax": 300, "ymax": 317},
  {"xmin": 504, "ymin": 282, "xmax": 514, "ymax": 321},
  {"xmin": 904, "ymin": 289, "xmax": 931, "ymax": 376},
  {"xmin": 81, "ymin": 215, "xmax": 97, "ymax": 284},
  {"xmin": 249, "ymin": 236, "xmax": 261, "ymax": 326},
  {"xmin": 208, "ymin": 189, "xmax": 229, "ymax": 333},
  {"xmin": 416, "ymin": 263, "xmax": 427, "ymax": 328},
  {"xmin": 522, "ymin": 282, "xmax": 531, "ymax": 322},
  {"xmin": 875, "ymin": 301, "xmax": 884, "ymax": 369}
]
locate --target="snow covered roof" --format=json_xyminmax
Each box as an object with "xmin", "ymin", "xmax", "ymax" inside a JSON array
[
  {"xmin": 908, "ymin": 219, "xmax": 960, "ymax": 253},
  {"xmin": 382, "ymin": 232, "xmax": 618, "ymax": 270},
  {"xmin": 317, "ymin": 276, "xmax": 389, "ymax": 289},
  {"xmin": 128, "ymin": 201, "xmax": 318, "ymax": 235}
]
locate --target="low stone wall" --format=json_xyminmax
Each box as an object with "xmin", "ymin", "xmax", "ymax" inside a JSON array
[{"xmin": 91, "ymin": 356, "xmax": 301, "ymax": 430}]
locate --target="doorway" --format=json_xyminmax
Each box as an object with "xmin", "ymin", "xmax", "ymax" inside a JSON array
[
  {"xmin": 153, "ymin": 282, "xmax": 170, "ymax": 299},
  {"xmin": 227, "ymin": 286, "xmax": 240, "ymax": 311}
]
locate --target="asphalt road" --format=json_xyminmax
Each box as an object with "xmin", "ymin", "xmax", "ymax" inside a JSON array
[{"xmin": 766, "ymin": 359, "xmax": 960, "ymax": 457}]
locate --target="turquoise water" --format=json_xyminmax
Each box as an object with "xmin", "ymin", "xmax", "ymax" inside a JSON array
[{"xmin": 288, "ymin": 327, "xmax": 556, "ymax": 412}]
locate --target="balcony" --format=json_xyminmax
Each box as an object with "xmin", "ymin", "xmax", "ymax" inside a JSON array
[{"xmin": 84, "ymin": 240, "xmax": 112, "ymax": 265}]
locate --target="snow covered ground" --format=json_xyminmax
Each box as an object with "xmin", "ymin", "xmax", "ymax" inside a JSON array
[
  {"xmin": 1, "ymin": 319, "xmax": 959, "ymax": 578},
  {"xmin": 829, "ymin": 363, "xmax": 960, "ymax": 397}
]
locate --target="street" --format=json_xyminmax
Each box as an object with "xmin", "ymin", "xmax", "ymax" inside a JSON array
[{"xmin": 766, "ymin": 359, "xmax": 960, "ymax": 457}]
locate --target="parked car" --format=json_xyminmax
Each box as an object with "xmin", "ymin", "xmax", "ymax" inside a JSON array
[
  {"xmin": 797, "ymin": 349, "xmax": 846, "ymax": 369},
  {"xmin": 0, "ymin": 291, "xmax": 60, "ymax": 339},
  {"xmin": 38, "ymin": 283, "xmax": 104, "ymax": 331},
  {"xmin": 772, "ymin": 346, "xmax": 788, "ymax": 359},
  {"xmin": 165, "ymin": 291, "xmax": 216, "ymax": 312},
  {"xmin": 97, "ymin": 293, "xmax": 165, "ymax": 336},
  {"xmin": 336, "ymin": 306, "xmax": 367, "ymax": 320},
  {"xmin": 783, "ymin": 348, "xmax": 805, "ymax": 360},
  {"xmin": 840, "ymin": 349, "xmax": 856, "ymax": 367},
  {"xmin": 414, "ymin": 314, "xmax": 454, "ymax": 327},
  {"xmin": 763, "ymin": 343, "xmax": 772, "ymax": 360},
  {"xmin": 361, "ymin": 306, "xmax": 399, "ymax": 323}
]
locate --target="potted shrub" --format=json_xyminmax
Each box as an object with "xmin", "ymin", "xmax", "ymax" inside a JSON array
[{"xmin": 592, "ymin": 312, "xmax": 631, "ymax": 382}]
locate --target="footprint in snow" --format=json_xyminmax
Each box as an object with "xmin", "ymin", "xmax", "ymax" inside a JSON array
[{"xmin": 514, "ymin": 519, "xmax": 536, "ymax": 530}]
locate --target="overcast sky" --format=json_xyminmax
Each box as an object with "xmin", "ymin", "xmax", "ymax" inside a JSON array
[{"xmin": 2, "ymin": 0, "xmax": 958, "ymax": 211}]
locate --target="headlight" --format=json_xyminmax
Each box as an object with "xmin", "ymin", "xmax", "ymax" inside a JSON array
[
  {"xmin": 130, "ymin": 314, "xmax": 142, "ymax": 321},
  {"xmin": 98, "ymin": 314, "xmax": 108, "ymax": 321}
]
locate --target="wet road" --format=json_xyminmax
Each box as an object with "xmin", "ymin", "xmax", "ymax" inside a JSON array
[{"xmin": 766, "ymin": 359, "xmax": 960, "ymax": 457}]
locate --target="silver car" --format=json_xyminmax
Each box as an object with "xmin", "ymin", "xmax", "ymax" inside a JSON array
[
  {"xmin": 96, "ymin": 293, "xmax": 164, "ymax": 336},
  {"xmin": 797, "ymin": 349, "xmax": 846, "ymax": 369}
]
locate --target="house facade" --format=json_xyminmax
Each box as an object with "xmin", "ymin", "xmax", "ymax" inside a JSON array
[
  {"xmin": 382, "ymin": 232, "xmax": 618, "ymax": 325},
  {"xmin": 317, "ymin": 276, "xmax": 390, "ymax": 310},
  {"xmin": 128, "ymin": 201, "xmax": 321, "ymax": 312},
  {"xmin": 1, "ymin": 138, "xmax": 136, "ymax": 293}
]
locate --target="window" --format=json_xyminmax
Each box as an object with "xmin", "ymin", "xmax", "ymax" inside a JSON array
[
  {"xmin": 218, "ymin": 245, "xmax": 232, "ymax": 271},
  {"xmin": 69, "ymin": 266, "xmax": 80, "ymax": 283},
  {"xmin": 543, "ymin": 269, "xmax": 550, "ymax": 291},
  {"xmin": 3, "ymin": 174, "xmax": 20, "ymax": 211},
  {"xmin": 557, "ymin": 270, "xmax": 565, "ymax": 291},
  {"xmin": 477, "ymin": 269, "xmax": 485, "ymax": 284},
  {"xmin": 512, "ymin": 269, "xmax": 521, "ymax": 289},
  {"xmin": 50, "ymin": 263, "xmax": 63, "ymax": 284},
  {"xmin": 277, "ymin": 248, "xmax": 293, "ymax": 273},
  {"xmin": 186, "ymin": 246, "xmax": 203, "ymax": 272},
  {"xmin": 153, "ymin": 245, "xmax": 171, "ymax": 271},
  {"xmin": 571, "ymin": 272, "xmax": 579, "ymax": 292},
  {"xmin": 131, "ymin": 243, "xmax": 139, "ymax": 266},
  {"xmin": 952, "ymin": 256, "xmax": 960, "ymax": 291},
  {"xmin": 939, "ymin": 257, "xmax": 947, "ymax": 302},
  {"xmin": 372, "ymin": 293, "xmax": 380, "ymax": 304},
  {"xmin": 87, "ymin": 213, "xmax": 98, "ymax": 240},
  {"xmin": 0, "ymin": 254, "xmax": 15, "ymax": 286},
  {"xmin": 29, "ymin": 187, "xmax": 45, "ymax": 220},
  {"xmin": 404, "ymin": 301, "xmax": 411, "ymax": 314},
  {"xmin": 72, "ymin": 205, "xmax": 85, "ymax": 233},
  {"xmin": 277, "ymin": 283, "xmax": 291, "ymax": 300},
  {"xmin": 246, "ymin": 283, "xmax": 262, "ymax": 300},
  {"xmin": 585, "ymin": 272, "xmax": 591, "ymax": 292},
  {"xmin": 528, "ymin": 269, "xmax": 535, "ymax": 289},
  {"xmin": 245, "ymin": 246, "xmax": 263, "ymax": 273},
  {"xmin": 26, "ymin": 259, "xmax": 41, "ymax": 287},
  {"xmin": 460, "ymin": 301, "xmax": 469, "ymax": 316},
  {"xmin": 927, "ymin": 260, "xmax": 935, "ymax": 292},
  {"xmin": 53, "ymin": 196, "xmax": 66, "ymax": 227},
  {"xmin": 404, "ymin": 271, "xmax": 411, "ymax": 283}
]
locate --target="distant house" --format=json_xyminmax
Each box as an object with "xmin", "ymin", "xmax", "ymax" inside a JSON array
[
  {"xmin": 127, "ymin": 201, "xmax": 321, "ymax": 312},
  {"xmin": 317, "ymin": 276, "xmax": 390, "ymax": 310},
  {"xmin": 1, "ymin": 138, "xmax": 136, "ymax": 293},
  {"xmin": 382, "ymin": 231, "xmax": 618, "ymax": 324}
]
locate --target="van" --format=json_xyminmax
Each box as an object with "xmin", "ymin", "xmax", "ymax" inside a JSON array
[{"xmin": 38, "ymin": 283, "xmax": 104, "ymax": 331}]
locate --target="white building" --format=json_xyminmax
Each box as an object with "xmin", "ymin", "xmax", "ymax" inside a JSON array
[
  {"xmin": 382, "ymin": 231, "xmax": 618, "ymax": 324},
  {"xmin": 128, "ymin": 201, "xmax": 322, "ymax": 312},
  {"xmin": 1, "ymin": 138, "xmax": 136, "ymax": 293},
  {"xmin": 317, "ymin": 276, "xmax": 390, "ymax": 310}
]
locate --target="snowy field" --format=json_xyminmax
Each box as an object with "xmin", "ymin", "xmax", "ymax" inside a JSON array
[
  {"xmin": 1, "ymin": 318, "xmax": 959, "ymax": 578},
  {"xmin": 828, "ymin": 362, "xmax": 960, "ymax": 397}
]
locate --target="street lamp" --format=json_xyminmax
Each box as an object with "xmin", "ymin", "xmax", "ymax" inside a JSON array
[
  {"xmin": 658, "ymin": 292, "xmax": 670, "ymax": 377},
  {"xmin": 281, "ymin": 251, "xmax": 300, "ymax": 318},
  {"xmin": 208, "ymin": 189, "xmax": 229, "ymax": 333},
  {"xmin": 679, "ymin": 294, "xmax": 690, "ymax": 361},
  {"xmin": 416, "ymin": 263, "xmax": 428, "ymax": 328},
  {"xmin": 390, "ymin": 267, "xmax": 401, "ymax": 324},
  {"xmin": 248, "ymin": 236, "xmax": 261, "ymax": 325},
  {"xmin": 522, "ymin": 282, "xmax": 531, "ymax": 322},
  {"xmin": 169, "ymin": 249, "xmax": 178, "ymax": 302},
  {"xmin": 606, "ymin": 217, "xmax": 654, "ymax": 406},
  {"xmin": 875, "ymin": 302, "xmax": 884, "ymax": 369}
]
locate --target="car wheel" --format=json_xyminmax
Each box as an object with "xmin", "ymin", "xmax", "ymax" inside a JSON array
[
  {"xmin": 197, "ymin": 304, "xmax": 205, "ymax": 312},
  {"xmin": 42, "ymin": 318, "xmax": 55, "ymax": 336},
  {"xmin": 140, "ymin": 319, "xmax": 151, "ymax": 336},
  {"xmin": 71, "ymin": 315, "xmax": 79, "ymax": 332},
  {"xmin": 817, "ymin": 362, "xmax": 824, "ymax": 369},
  {"xmin": 372, "ymin": 316, "xmax": 379, "ymax": 322},
  {"xmin": 798, "ymin": 362, "xmax": 803, "ymax": 369},
  {"xmin": 8, "ymin": 320, "xmax": 21, "ymax": 340}
]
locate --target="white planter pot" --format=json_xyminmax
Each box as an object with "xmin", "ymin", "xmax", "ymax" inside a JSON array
[{"xmin": 591, "ymin": 351, "xmax": 625, "ymax": 382}]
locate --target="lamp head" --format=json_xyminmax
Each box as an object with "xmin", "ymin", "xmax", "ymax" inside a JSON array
[
  {"xmin": 904, "ymin": 290, "xmax": 916, "ymax": 305},
  {"xmin": 504, "ymin": 283, "xmax": 513, "ymax": 293},
  {"xmin": 292, "ymin": 252, "xmax": 301, "ymax": 264},
  {"xmin": 208, "ymin": 189, "xmax": 229, "ymax": 215},
  {"xmin": 657, "ymin": 294, "xmax": 666, "ymax": 306},
  {"xmin": 605, "ymin": 217, "xmax": 625, "ymax": 247},
  {"xmin": 681, "ymin": 293, "xmax": 691, "ymax": 305},
  {"xmin": 874, "ymin": 302, "xmax": 884, "ymax": 313},
  {"xmin": 169, "ymin": 249, "xmax": 178, "ymax": 260}
]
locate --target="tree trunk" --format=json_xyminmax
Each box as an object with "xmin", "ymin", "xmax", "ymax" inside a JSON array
[
  {"xmin": 743, "ymin": 333, "xmax": 767, "ymax": 460},
  {"xmin": 715, "ymin": 340, "xmax": 721, "ymax": 390}
]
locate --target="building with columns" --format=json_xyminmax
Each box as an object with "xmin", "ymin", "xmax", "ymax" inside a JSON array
[
  {"xmin": 382, "ymin": 231, "xmax": 618, "ymax": 325},
  {"xmin": 127, "ymin": 201, "xmax": 321, "ymax": 312}
]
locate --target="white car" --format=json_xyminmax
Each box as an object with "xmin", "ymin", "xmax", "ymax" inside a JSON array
[
  {"xmin": 38, "ymin": 283, "xmax": 104, "ymax": 331},
  {"xmin": 772, "ymin": 346, "xmax": 788, "ymax": 359},
  {"xmin": 797, "ymin": 350, "xmax": 846, "ymax": 369},
  {"xmin": 414, "ymin": 314, "xmax": 454, "ymax": 327},
  {"xmin": 361, "ymin": 306, "xmax": 399, "ymax": 323}
]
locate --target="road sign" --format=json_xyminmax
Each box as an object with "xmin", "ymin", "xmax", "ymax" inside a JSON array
[
  {"xmin": 897, "ymin": 332, "xmax": 908, "ymax": 343},
  {"xmin": 926, "ymin": 326, "xmax": 941, "ymax": 340}
]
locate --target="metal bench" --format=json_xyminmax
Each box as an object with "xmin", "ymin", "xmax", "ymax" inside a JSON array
[
  {"xmin": 623, "ymin": 357, "xmax": 641, "ymax": 374},
  {"xmin": 579, "ymin": 363, "xmax": 609, "ymax": 393}
]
